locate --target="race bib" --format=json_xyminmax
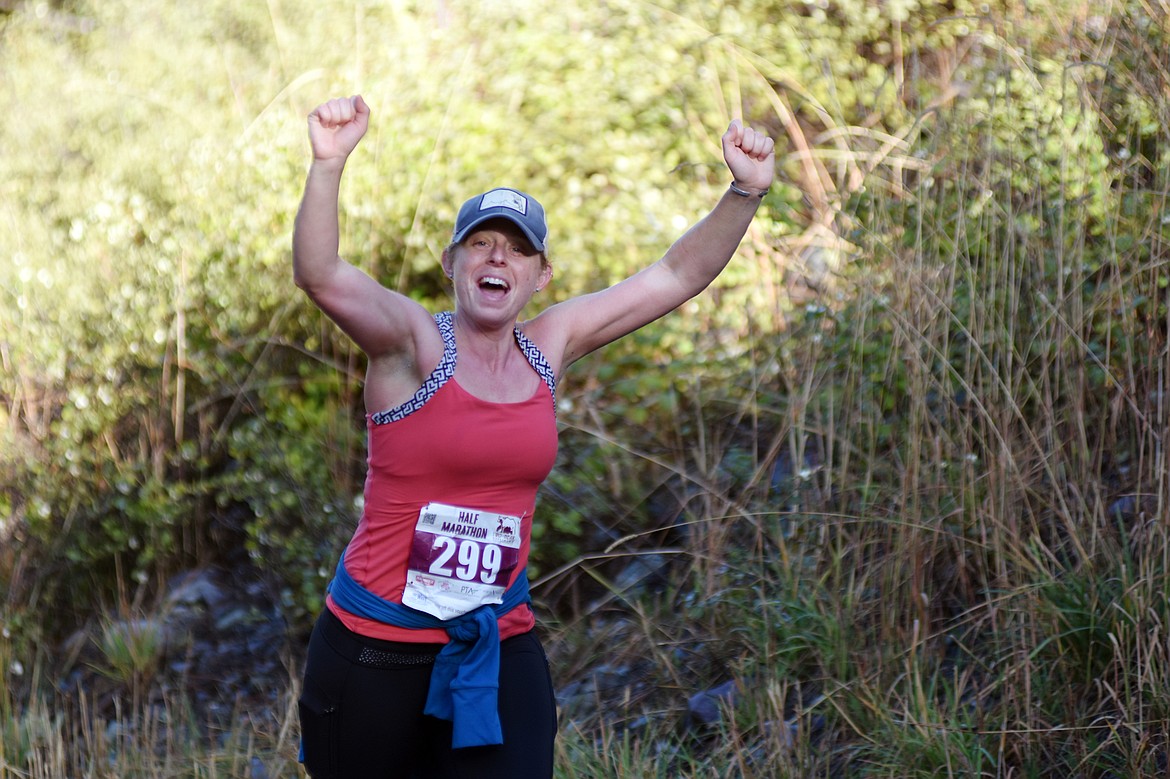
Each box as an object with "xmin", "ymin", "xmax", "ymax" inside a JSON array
[{"xmin": 403, "ymin": 502, "xmax": 522, "ymax": 620}]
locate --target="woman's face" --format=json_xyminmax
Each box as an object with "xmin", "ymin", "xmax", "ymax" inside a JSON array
[{"xmin": 442, "ymin": 219, "xmax": 552, "ymax": 327}]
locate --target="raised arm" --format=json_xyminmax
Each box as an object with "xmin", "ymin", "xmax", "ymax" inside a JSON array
[
  {"xmin": 530, "ymin": 119, "xmax": 776, "ymax": 372},
  {"xmin": 292, "ymin": 96, "xmax": 430, "ymax": 359}
]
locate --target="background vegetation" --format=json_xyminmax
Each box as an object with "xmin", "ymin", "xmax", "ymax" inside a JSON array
[{"xmin": 2, "ymin": 0, "xmax": 1169, "ymax": 775}]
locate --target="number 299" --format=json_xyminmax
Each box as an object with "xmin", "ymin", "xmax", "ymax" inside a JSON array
[{"xmin": 428, "ymin": 537, "xmax": 503, "ymax": 584}]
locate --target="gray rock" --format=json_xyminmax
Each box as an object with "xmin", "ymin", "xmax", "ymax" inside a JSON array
[
  {"xmin": 166, "ymin": 569, "xmax": 227, "ymax": 608},
  {"xmin": 687, "ymin": 679, "xmax": 739, "ymax": 726}
]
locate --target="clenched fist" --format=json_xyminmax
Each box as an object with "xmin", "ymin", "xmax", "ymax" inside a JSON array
[{"xmin": 307, "ymin": 95, "xmax": 370, "ymax": 165}]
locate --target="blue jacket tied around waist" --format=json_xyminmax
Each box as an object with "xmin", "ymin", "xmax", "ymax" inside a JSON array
[{"xmin": 327, "ymin": 548, "xmax": 532, "ymax": 749}]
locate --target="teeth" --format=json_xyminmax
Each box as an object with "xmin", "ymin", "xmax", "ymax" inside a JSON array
[{"xmin": 480, "ymin": 276, "xmax": 509, "ymax": 289}]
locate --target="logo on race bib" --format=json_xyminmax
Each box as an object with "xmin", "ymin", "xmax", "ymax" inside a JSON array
[{"xmin": 493, "ymin": 517, "xmax": 518, "ymax": 543}]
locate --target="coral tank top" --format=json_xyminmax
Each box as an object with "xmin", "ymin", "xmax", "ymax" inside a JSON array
[{"xmin": 326, "ymin": 312, "xmax": 558, "ymax": 643}]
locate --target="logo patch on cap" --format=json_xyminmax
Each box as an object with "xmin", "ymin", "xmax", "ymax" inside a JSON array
[{"xmin": 479, "ymin": 189, "xmax": 528, "ymax": 215}]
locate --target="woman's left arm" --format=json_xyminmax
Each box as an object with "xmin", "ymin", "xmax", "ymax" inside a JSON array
[
  {"xmin": 531, "ymin": 120, "xmax": 776, "ymax": 372},
  {"xmin": 656, "ymin": 119, "xmax": 774, "ymax": 294}
]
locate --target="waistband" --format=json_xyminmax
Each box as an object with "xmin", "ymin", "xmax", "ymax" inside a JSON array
[{"xmin": 318, "ymin": 607, "xmax": 442, "ymax": 668}]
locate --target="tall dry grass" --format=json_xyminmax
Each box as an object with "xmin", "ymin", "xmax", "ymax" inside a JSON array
[{"xmin": 542, "ymin": 6, "xmax": 1170, "ymax": 777}]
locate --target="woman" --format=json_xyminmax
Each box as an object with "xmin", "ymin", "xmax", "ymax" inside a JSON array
[{"xmin": 293, "ymin": 94, "xmax": 774, "ymax": 779}]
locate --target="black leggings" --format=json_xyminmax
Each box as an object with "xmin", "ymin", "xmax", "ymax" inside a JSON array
[{"xmin": 298, "ymin": 609, "xmax": 557, "ymax": 779}]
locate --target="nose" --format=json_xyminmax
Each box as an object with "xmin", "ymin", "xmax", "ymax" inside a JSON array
[{"xmin": 488, "ymin": 243, "xmax": 508, "ymax": 264}]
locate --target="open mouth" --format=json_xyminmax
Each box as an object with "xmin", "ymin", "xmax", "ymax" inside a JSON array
[{"xmin": 477, "ymin": 276, "xmax": 511, "ymax": 295}]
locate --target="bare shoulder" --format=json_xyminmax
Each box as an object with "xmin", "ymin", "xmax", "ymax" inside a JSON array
[
  {"xmin": 363, "ymin": 304, "xmax": 446, "ymax": 414},
  {"xmin": 518, "ymin": 305, "xmax": 574, "ymax": 379}
]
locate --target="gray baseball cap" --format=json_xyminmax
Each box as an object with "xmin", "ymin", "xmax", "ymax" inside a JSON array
[{"xmin": 452, "ymin": 187, "xmax": 548, "ymax": 252}]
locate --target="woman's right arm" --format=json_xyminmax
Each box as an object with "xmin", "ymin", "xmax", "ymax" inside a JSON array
[{"xmin": 292, "ymin": 96, "xmax": 430, "ymax": 360}]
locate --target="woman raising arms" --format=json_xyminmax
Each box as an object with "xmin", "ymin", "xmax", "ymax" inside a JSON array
[{"xmin": 293, "ymin": 94, "xmax": 774, "ymax": 779}]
